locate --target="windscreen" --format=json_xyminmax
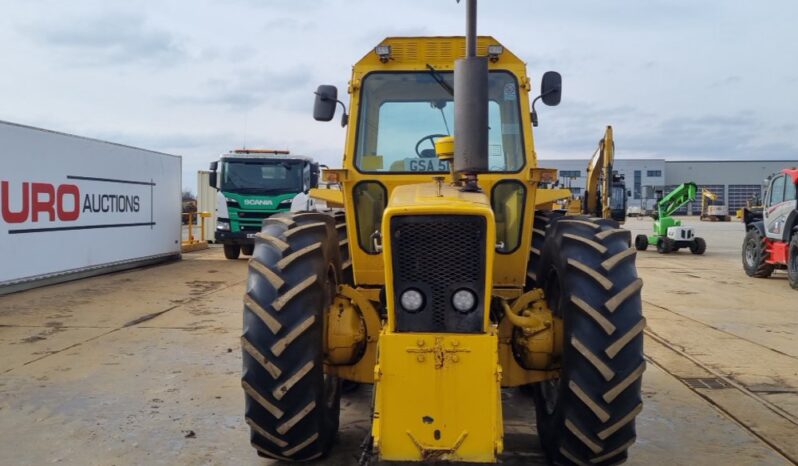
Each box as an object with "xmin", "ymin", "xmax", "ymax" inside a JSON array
[
  {"xmin": 221, "ymin": 160, "xmax": 304, "ymax": 193},
  {"xmin": 354, "ymin": 71, "xmax": 525, "ymax": 173}
]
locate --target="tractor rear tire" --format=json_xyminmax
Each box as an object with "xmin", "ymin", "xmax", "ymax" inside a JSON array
[
  {"xmin": 742, "ymin": 229, "xmax": 774, "ymax": 278},
  {"xmin": 241, "ymin": 212, "xmax": 342, "ymax": 461},
  {"xmin": 634, "ymin": 235, "xmax": 648, "ymax": 251},
  {"xmin": 224, "ymin": 244, "xmax": 241, "ymax": 260},
  {"xmin": 533, "ymin": 216, "xmax": 645, "ymax": 466},
  {"xmin": 690, "ymin": 237, "xmax": 706, "ymax": 255},
  {"xmin": 788, "ymin": 234, "xmax": 798, "ymax": 290},
  {"xmin": 527, "ymin": 211, "xmax": 564, "ymax": 289},
  {"xmin": 241, "ymin": 244, "xmax": 255, "ymax": 256},
  {"xmin": 332, "ymin": 210, "xmax": 353, "ymax": 286}
]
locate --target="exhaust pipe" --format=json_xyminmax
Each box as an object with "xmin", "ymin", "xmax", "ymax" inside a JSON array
[{"xmin": 454, "ymin": 0, "xmax": 489, "ymax": 191}]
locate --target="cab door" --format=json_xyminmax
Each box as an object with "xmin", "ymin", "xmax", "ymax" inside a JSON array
[{"xmin": 764, "ymin": 174, "xmax": 795, "ymax": 240}]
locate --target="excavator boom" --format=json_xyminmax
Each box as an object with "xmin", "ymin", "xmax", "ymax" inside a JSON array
[{"xmin": 583, "ymin": 126, "xmax": 625, "ymax": 222}]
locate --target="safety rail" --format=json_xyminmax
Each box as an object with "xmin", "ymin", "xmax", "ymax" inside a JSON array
[{"xmin": 181, "ymin": 211, "xmax": 211, "ymax": 252}]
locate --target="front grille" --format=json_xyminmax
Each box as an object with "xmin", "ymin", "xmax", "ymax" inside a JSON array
[
  {"xmin": 390, "ymin": 215, "xmax": 486, "ymax": 333},
  {"xmin": 237, "ymin": 211, "xmax": 272, "ymax": 219}
]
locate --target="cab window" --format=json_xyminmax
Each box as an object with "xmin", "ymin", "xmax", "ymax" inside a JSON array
[
  {"xmin": 785, "ymin": 177, "xmax": 796, "ymax": 201},
  {"xmin": 769, "ymin": 175, "xmax": 785, "ymax": 206},
  {"xmin": 355, "ymin": 71, "xmax": 525, "ymax": 173}
]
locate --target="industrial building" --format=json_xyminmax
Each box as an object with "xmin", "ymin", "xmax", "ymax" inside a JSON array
[{"xmin": 540, "ymin": 158, "xmax": 796, "ymax": 214}]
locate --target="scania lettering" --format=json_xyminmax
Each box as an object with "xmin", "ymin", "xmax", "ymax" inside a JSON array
[{"xmin": 208, "ymin": 149, "xmax": 319, "ymax": 260}]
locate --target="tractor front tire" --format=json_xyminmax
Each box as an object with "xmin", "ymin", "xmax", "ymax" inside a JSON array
[
  {"xmin": 655, "ymin": 237, "xmax": 673, "ymax": 254},
  {"xmin": 634, "ymin": 235, "xmax": 648, "ymax": 251},
  {"xmin": 241, "ymin": 212, "xmax": 342, "ymax": 461},
  {"xmin": 533, "ymin": 216, "xmax": 645, "ymax": 466},
  {"xmin": 224, "ymin": 244, "xmax": 241, "ymax": 260},
  {"xmin": 742, "ymin": 229, "xmax": 774, "ymax": 278},
  {"xmin": 788, "ymin": 234, "xmax": 798, "ymax": 290},
  {"xmin": 690, "ymin": 237, "xmax": 707, "ymax": 255}
]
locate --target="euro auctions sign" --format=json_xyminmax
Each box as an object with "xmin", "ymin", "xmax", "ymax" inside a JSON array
[
  {"xmin": 0, "ymin": 121, "xmax": 181, "ymax": 290},
  {"xmin": 1, "ymin": 177, "xmax": 150, "ymax": 232}
]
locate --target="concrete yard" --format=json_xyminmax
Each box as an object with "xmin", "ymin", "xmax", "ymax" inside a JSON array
[{"xmin": 1, "ymin": 217, "xmax": 796, "ymax": 465}]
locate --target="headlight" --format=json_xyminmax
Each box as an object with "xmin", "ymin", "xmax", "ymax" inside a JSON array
[
  {"xmin": 216, "ymin": 220, "xmax": 230, "ymax": 231},
  {"xmin": 452, "ymin": 289, "xmax": 476, "ymax": 313},
  {"xmin": 400, "ymin": 288, "xmax": 424, "ymax": 312}
]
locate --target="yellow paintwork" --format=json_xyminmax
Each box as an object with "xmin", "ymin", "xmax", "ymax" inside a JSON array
[
  {"xmin": 381, "ymin": 183, "xmax": 496, "ymax": 332},
  {"xmin": 372, "ymin": 331, "xmax": 503, "ymax": 462},
  {"xmin": 326, "ymin": 285, "xmax": 381, "ymax": 383},
  {"xmin": 535, "ymin": 188, "xmax": 572, "ymax": 209},
  {"xmin": 325, "ymin": 296, "xmax": 366, "ymax": 365},
  {"xmin": 336, "ymin": 36, "xmax": 547, "ymax": 290},
  {"xmin": 308, "ymin": 187, "xmax": 345, "ymax": 207},
  {"xmin": 319, "ymin": 36, "xmax": 569, "ymax": 462}
]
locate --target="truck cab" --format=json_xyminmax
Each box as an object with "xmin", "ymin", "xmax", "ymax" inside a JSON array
[
  {"xmin": 742, "ymin": 168, "xmax": 798, "ymax": 289},
  {"xmin": 762, "ymin": 169, "xmax": 798, "ymax": 241},
  {"xmin": 209, "ymin": 149, "xmax": 318, "ymax": 259}
]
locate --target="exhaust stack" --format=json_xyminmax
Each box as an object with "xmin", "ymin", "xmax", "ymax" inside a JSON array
[{"xmin": 454, "ymin": 0, "xmax": 489, "ymax": 191}]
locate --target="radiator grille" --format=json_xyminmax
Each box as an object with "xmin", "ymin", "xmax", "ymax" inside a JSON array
[{"xmin": 390, "ymin": 215, "xmax": 486, "ymax": 333}]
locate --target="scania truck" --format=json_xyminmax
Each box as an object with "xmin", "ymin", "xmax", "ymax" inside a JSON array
[{"xmin": 209, "ymin": 149, "xmax": 318, "ymax": 259}]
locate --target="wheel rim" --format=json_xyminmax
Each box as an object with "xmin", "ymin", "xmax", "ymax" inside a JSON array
[{"xmin": 745, "ymin": 239, "xmax": 756, "ymax": 267}]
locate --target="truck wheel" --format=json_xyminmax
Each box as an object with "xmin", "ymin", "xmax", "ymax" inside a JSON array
[
  {"xmin": 224, "ymin": 244, "xmax": 241, "ymax": 260},
  {"xmin": 634, "ymin": 235, "xmax": 648, "ymax": 251},
  {"xmin": 690, "ymin": 237, "xmax": 706, "ymax": 255},
  {"xmin": 742, "ymin": 229, "xmax": 774, "ymax": 278},
  {"xmin": 788, "ymin": 234, "xmax": 798, "ymax": 290},
  {"xmin": 242, "ymin": 212, "xmax": 342, "ymax": 461},
  {"xmin": 655, "ymin": 237, "xmax": 672, "ymax": 254},
  {"xmin": 527, "ymin": 211, "xmax": 563, "ymax": 288},
  {"xmin": 241, "ymin": 244, "xmax": 255, "ymax": 256},
  {"xmin": 533, "ymin": 216, "xmax": 645, "ymax": 466}
]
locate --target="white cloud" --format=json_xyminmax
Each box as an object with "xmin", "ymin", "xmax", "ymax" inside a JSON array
[{"xmin": 1, "ymin": 0, "xmax": 796, "ymax": 192}]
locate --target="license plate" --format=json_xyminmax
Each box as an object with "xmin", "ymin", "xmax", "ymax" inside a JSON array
[
  {"xmin": 403, "ymin": 157, "xmax": 449, "ymax": 172},
  {"xmin": 246, "ymin": 233, "xmax": 257, "ymax": 239}
]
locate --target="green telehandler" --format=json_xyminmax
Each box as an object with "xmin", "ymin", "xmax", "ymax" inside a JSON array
[{"xmin": 635, "ymin": 182, "xmax": 707, "ymax": 254}]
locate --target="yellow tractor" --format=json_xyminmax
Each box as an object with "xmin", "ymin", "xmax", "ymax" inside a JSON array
[{"xmin": 240, "ymin": 2, "xmax": 645, "ymax": 464}]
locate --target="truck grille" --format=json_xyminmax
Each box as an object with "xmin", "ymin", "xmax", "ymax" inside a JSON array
[{"xmin": 390, "ymin": 215, "xmax": 486, "ymax": 333}]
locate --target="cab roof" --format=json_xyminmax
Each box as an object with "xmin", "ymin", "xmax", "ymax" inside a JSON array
[
  {"xmin": 220, "ymin": 150, "xmax": 314, "ymax": 163},
  {"xmin": 354, "ymin": 36, "xmax": 525, "ymax": 71}
]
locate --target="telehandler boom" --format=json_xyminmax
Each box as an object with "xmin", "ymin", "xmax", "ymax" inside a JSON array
[{"xmin": 239, "ymin": 1, "xmax": 645, "ymax": 464}]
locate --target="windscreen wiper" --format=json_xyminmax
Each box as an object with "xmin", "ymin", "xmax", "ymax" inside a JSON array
[{"xmin": 426, "ymin": 64, "xmax": 453, "ymax": 96}]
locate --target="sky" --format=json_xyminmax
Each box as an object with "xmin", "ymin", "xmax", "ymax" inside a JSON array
[{"xmin": 1, "ymin": 0, "xmax": 797, "ymax": 193}]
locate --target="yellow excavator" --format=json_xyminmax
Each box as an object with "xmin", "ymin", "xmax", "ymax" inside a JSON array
[
  {"xmin": 582, "ymin": 126, "xmax": 627, "ymax": 223},
  {"xmin": 700, "ymin": 188, "xmax": 730, "ymax": 222}
]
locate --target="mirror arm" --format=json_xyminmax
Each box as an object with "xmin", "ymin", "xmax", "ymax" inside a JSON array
[
  {"xmin": 530, "ymin": 88, "xmax": 555, "ymax": 127},
  {"xmin": 335, "ymin": 100, "xmax": 349, "ymax": 127}
]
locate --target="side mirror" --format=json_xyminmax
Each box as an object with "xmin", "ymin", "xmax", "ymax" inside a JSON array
[
  {"xmin": 313, "ymin": 85, "xmax": 338, "ymax": 122},
  {"xmin": 627, "ymin": 190, "xmax": 632, "ymax": 197},
  {"xmin": 208, "ymin": 161, "xmax": 218, "ymax": 189},
  {"xmin": 541, "ymin": 71, "xmax": 562, "ymax": 106}
]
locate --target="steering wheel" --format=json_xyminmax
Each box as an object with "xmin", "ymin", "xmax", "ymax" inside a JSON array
[{"xmin": 414, "ymin": 134, "xmax": 449, "ymax": 158}]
